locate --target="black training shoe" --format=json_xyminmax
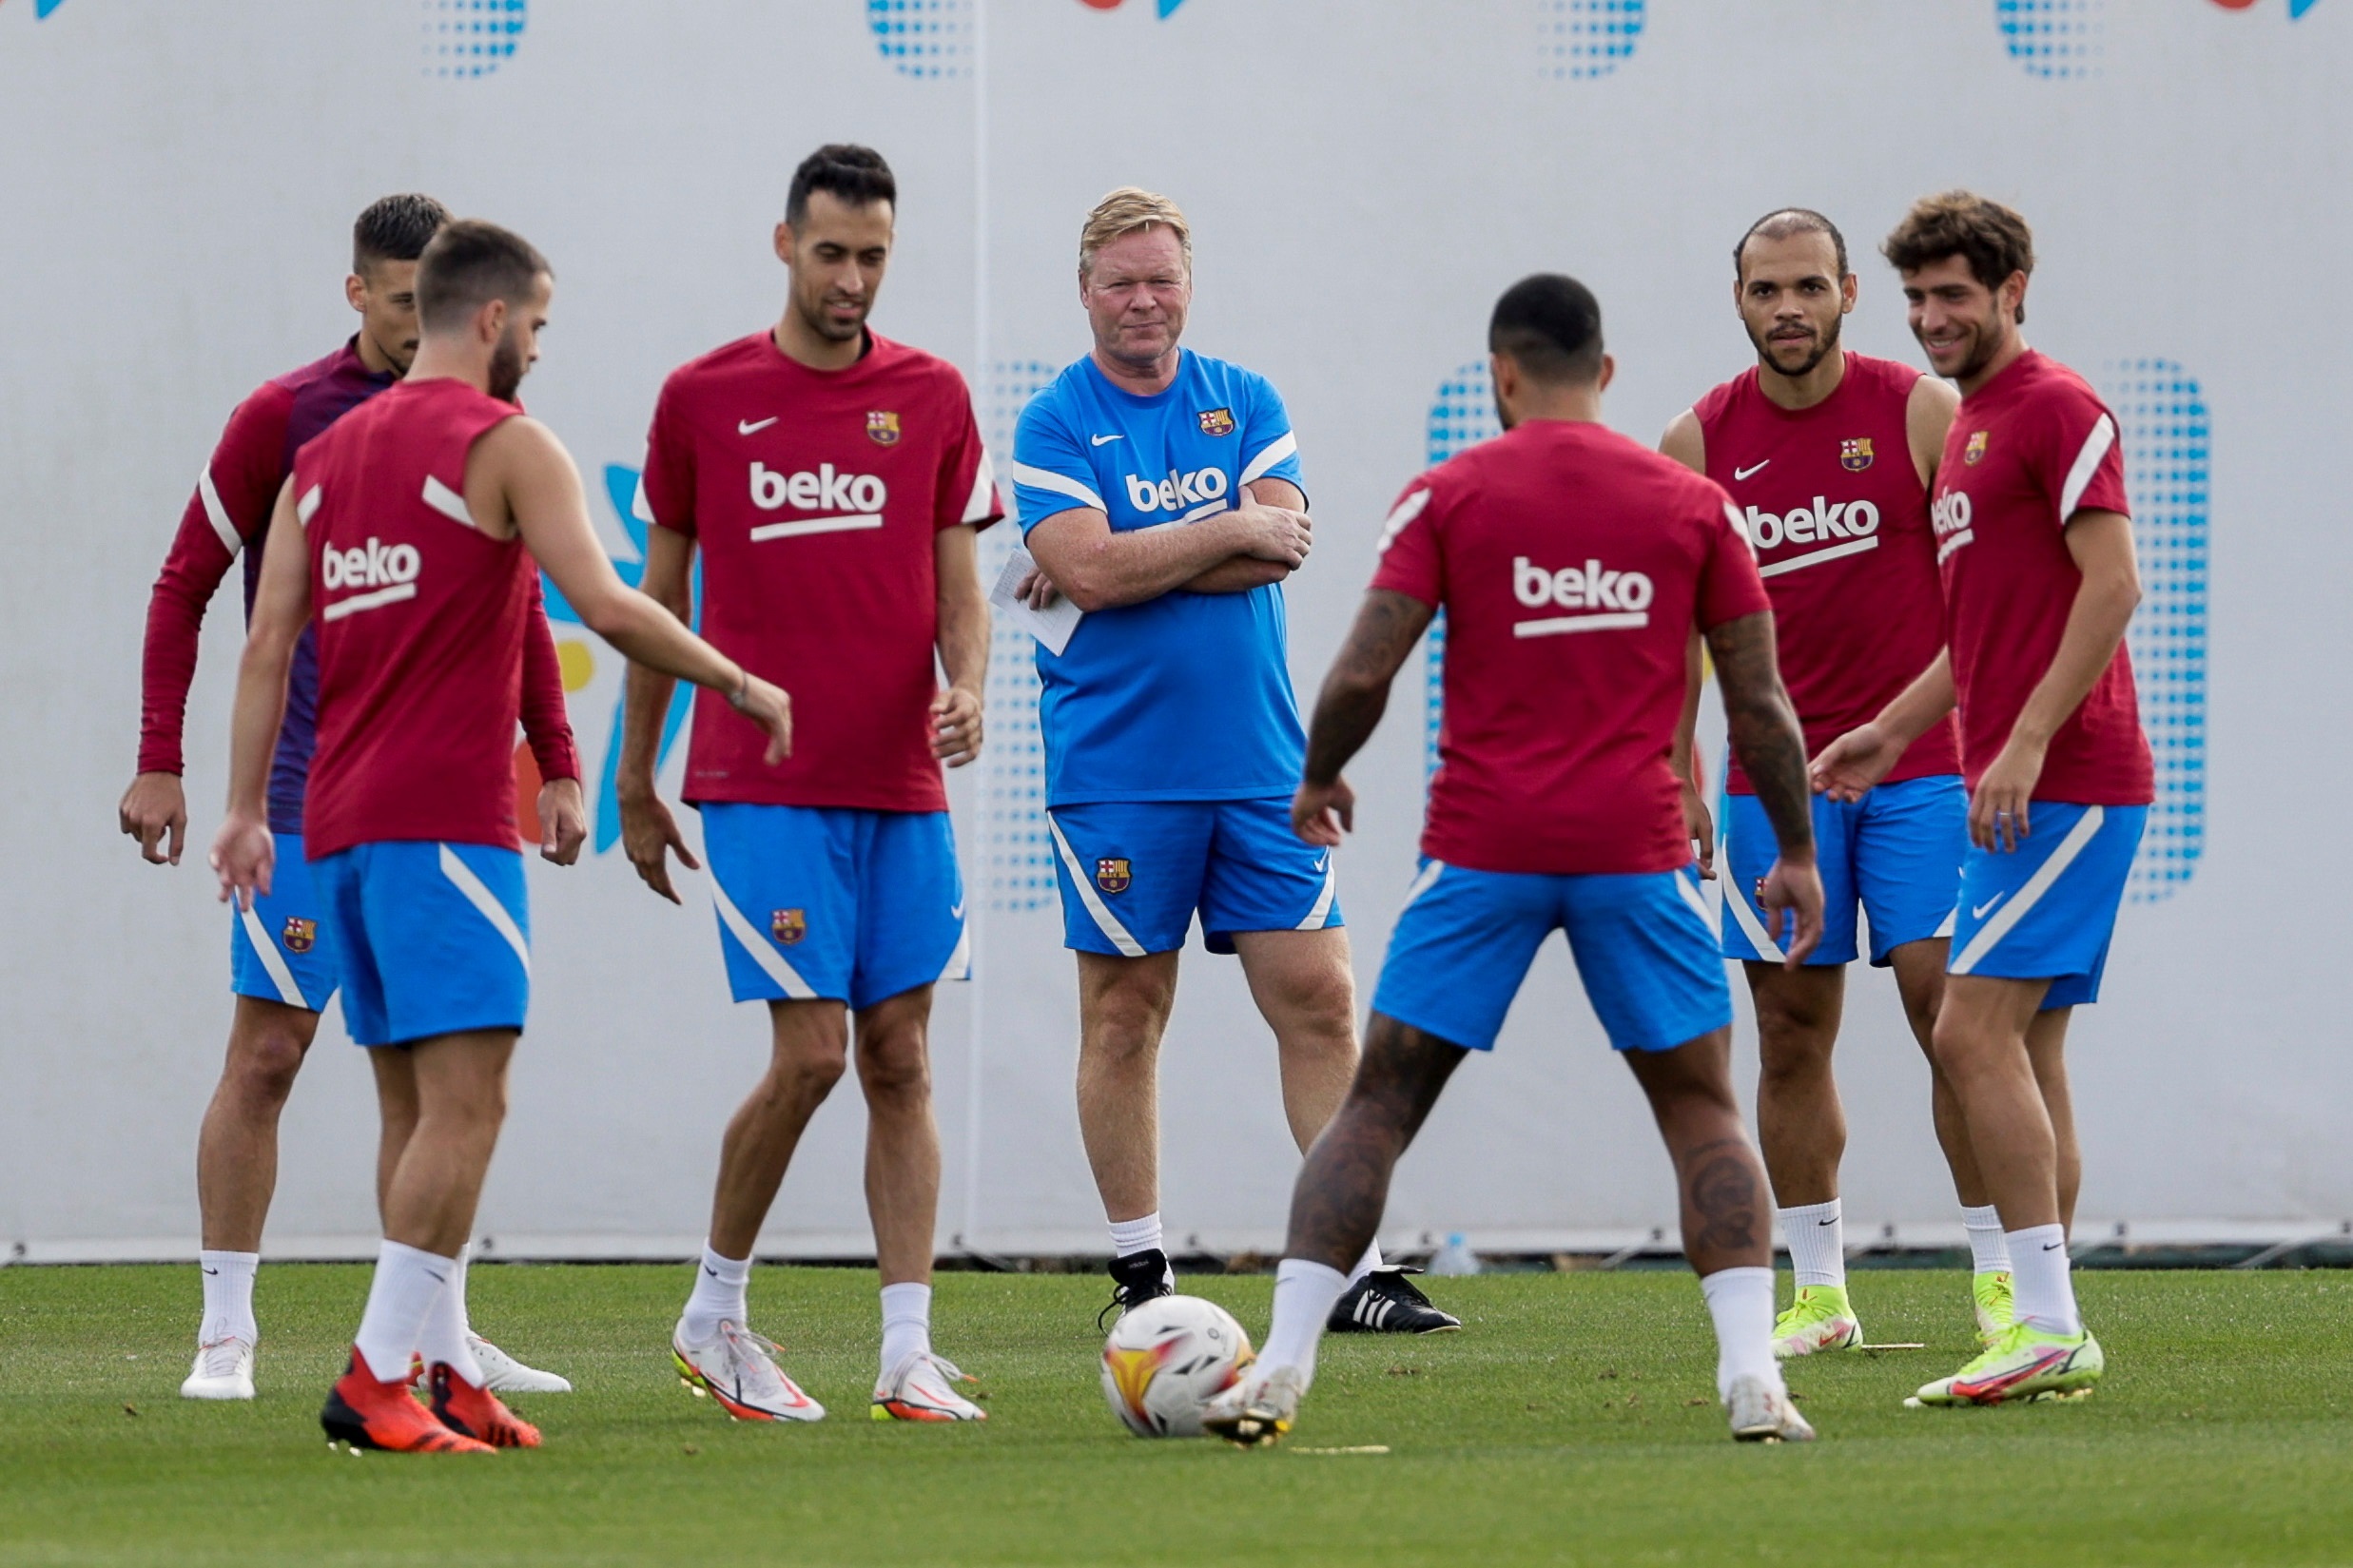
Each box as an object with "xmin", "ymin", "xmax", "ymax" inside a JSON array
[
  {"xmin": 1098, "ymin": 1249, "xmax": 1176, "ymax": 1329},
  {"xmin": 1327, "ymin": 1266, "xmax": 1463, "ymax": 1334}
]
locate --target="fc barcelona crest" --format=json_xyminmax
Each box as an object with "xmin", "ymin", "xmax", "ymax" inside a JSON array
[
  {"xmin": 281, "ymin": 917, "xmax": 317, "ymax": 955},
  {"xmin": 771, "ymin": 908, "xmax": 807, "ymax": 945},
  {"xmin": 1196, "ymin": 407, "xmax": 1235, "ymax": 437},
  {"xmin": 1095, "ymin": 858, "xmax": 1133, "ymax": 895},
  {"xmin": 1964, "ymin": 430, "xmax": 1990, "ymax": 465},
  {"xmin": 866, "ymin": 410, "xmax": 902, "ymax": 446},
  {"xmin": 1839, "ymin": 437, "xmax": 1874, "ymax": 473}
]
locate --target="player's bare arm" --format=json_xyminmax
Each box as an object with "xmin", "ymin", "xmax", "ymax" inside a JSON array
[
  {"xmin": 606, "ymin": 518, "xmax": 699, "ymax": 903},
  {"xmin": 1656, "ymin": 411, "xmax": 1718, "ymax": 875},
  {"xmin": 1704, "ymin": 609, "xmax": 1824, "ymax": 965},
  {"xmin": 1291, "ymin": 588, "xmax": 1435, "ymax": 847},
  {"xmin": 1970, "ymin": 509, "xmax": 2139, "ymax": 850},
  {"xmin": 931, "ymin": 522, "xmax": 987, "ymax": 767},
  {"xmin": 1021, "ymin": 495, "xmax": 1309, "ymax": 612},
  {"xmin": 208, "ymin": 482, "xmax": 310, "ymax": 910},
  {"xmin": 1176, "ymin": 477, "xmax": 1307, "ymax": 595},
  {"xmin": 1906, "ymin": 374, "xmax": 1961, "ymax": 487},
  {"xmin": 1811, "ymin": 648, "xmax": 1956, "ymax": 804}
]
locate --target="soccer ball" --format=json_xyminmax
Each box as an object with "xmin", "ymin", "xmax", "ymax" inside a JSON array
[{"xmin": 1099, "ymin": 1295, "xmax": 1255, "ymax": 1438}]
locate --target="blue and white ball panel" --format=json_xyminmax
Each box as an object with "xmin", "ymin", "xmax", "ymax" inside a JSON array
[
  {"xmin": 1949, "ymin": 803, "xmax": 2146, "ymax": 1010},
  {"xmin": 701, "ymin": 804, "xmax": 968, "ymax": 1012},
  {"xmin": 228, "ymin": 830, "xmax": 339, "ymax": 1012},
  {"xmin": 1044, "ymin": 797, "xmax": 1341, "ymax": 958},
  {"xmin": 1720, "ymin": 775, "xmax": 1967, "ymax": 967},
  {"xmin": 309, "ymin": 841, "xmax": 530, "ymax": 1048},
  {"xmin": 1371, "ymin": 861, "xmax": 1731, "ymax": 1054}
]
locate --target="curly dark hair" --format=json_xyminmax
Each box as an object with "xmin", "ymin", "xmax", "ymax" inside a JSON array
[{"xmin": 1882, "ymin": 191, "xmax": 2035, "ymax": 322}]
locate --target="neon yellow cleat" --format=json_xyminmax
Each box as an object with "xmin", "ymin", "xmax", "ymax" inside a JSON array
[
  {"xmin": 1906, "ymin": 1322, "xmax": 2102, "ymax": 1407},
  {"xmin": 1972, "ymin": 1270, "xmax": 2015, "ymax": 1344},
  {"xmin": 1772, "ymin": 1285, "xmax": 1861, "ymax": 1360}
]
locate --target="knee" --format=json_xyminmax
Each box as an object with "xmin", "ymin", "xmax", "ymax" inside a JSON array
[
  {"xmin": 771, "ymin": 1041, "xmax": 849, "ymax": 1101},
  {"xmin": 224, "ymin": 1029, "xmax": 307, "ymax": 1107},
  {"xmin": 1085, "ymin": 984, "xmax": 1174, "ymax": 1063},
  {"xmin": 1276, "ymin": 967, "xmax": 1359, "ymax": 1046},
  {"xmin": 856, "ymin": 1030, "xmax": 931, "ymax": 1108}
]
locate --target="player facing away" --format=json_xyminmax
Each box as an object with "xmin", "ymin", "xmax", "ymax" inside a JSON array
[
  {"xmin": 617, "ymin": 146, "xmax": 1001, "ymax": 1423},
  {"xmin": 1011, "ymin": 188, "xmax": 1454, "ymax": 1335},
  {"xmin": 211, "ymin": 221, "xmax": 793, "ymax": 1454},
  {"xmin": 1815, "ymin": 193, "xmax": 2150, "ymax": 1406},
  {"xmin": 120, "ymin": 194, "xmax": 580, "ymax": 1403},
  {"xmin": 1204, "ymin": 275, "xmax": 1827, "ymax": 1448},
  {"xmin": 1661, "ymin": 209, "xmax": 2004, "ymax": 1357}
]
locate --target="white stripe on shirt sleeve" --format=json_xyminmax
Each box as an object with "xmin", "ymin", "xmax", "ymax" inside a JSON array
[
  {"xmin": 1374, "ymin": 489, "xmax": 1432, "ymax": 555},
  {"xmin": 1009, "ymin": 460, "xmax": 1105, "ymax": 515},
  {"xmin": 961, "ymin": 449, "xmax": 1000, "ymax": 525},
  {"xmin": 1238, "ymin": 430, "xmax": 1299, "ymax": 487},
  {"xmin": 2057, "ymin": 414, "xmax": 2118, "ymax": 524},
  {"xmin": 197, "ymin": 466, "xmax": 243, "ymax": 557}
]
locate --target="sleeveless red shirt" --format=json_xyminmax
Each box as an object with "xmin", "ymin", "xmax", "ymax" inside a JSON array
[
  {"xmin": 1692, "ymin": 352, "xmax": 1961, "ymax": 792},
  {"xmin": 294, "ymin": 377, "xmax": 530, "ymax": 859}
]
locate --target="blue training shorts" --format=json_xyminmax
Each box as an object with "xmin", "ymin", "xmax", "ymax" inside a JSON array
[
  {"xmin": 1720, "ymin": 774, "xmax": 1967, "ymax": 967},
  {"xmin": 700, "ymin": 804, "xmax": 968, "ymax": 1012},
  {"xmin": 1370, "ymin": 860, "xmax": 1731, "ymax": 1054},
  {"xmin": 1044, "ymin": 796, "xmax": 1342, "ymax": 958},
  {"xmin": 229, "ymin": 831, "xmax": 340, "ymax": 1012},
  {"xmin": 1949, "ymin": 801, "xmax": 2145, "ymax": 1010},
  {"xmin": 309, "ymin": 841, "xmax": 531, "ymax": 1047}
]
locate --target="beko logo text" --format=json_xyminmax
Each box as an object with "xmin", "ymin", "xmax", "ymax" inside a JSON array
[
  {"xmin": 750, "ymin": 462, "xmax": 888, "ymax": 513},
  {"xmin": 1125, "ymin": 466, "xmax": 1230, "ymax": 513},
  {"xmin": 322, "ymin": 538, "xmax": 420, "ymax": 590},
  {"xmin": 1744, "ymin": 497, "xmax": 1880, "ymax": 551},
  {"xmin": 1931, "ymin": 491, "xmax": 1974, "ymax": 563},
  {"xmin": 1513, "ymin": 555, "xmax": 1654, "ymax": 612}
]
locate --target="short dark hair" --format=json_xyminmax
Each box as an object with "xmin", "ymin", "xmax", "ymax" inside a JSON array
[
  {"xmin": 416, "ymin": 219, "xmax": 552, "ymax": 334},
  {"xmin": 786, "ymin": 144, "xmax": 896, "ymax": 225},
  {"xmin": 353, "ymin": 193, "xmax": 449, "ymax": 275},
  {"xmin": 1735, "ymin": 207, "xmax": 1848, "ymax": 280},
  {"xmin": 1882, "ymin": 190, "xmax": 2035, "ymax": 321},
  {"xmin": 1488, "ymin": 273, "xmax": 1604, "ymax": 386}
]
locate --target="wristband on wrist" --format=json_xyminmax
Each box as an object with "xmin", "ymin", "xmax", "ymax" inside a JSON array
[{"xmin": 726, "ymin": 668, "xmax": 752, "ymax": 713}]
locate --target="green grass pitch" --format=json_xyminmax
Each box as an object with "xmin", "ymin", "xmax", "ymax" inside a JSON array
[{"xmin": 3, "ymin": 1264, "xmax": 2351, "ymax": 1565}]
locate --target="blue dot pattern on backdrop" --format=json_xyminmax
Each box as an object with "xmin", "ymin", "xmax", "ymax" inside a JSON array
[
  {"xmin": 424, "ymin": 0, "xmax": 524, "ymax": 78},
  {"xmin": 1422, "ymin": 364, "xmax": 1500, "ymax": 779},
  {"xmin": 983, "ymin": 362, "xmax": 1060, "ymax": 913},
  {"xmin": 869, "ymin": 0, "xmax": 970, "ymax": 79},
  {"xmin": 1538, "ymin": 0, "xmax": 1645, "ymax": 80},
  {"xmin": 2105, "ymin": 361, "xmax": 2207, "ymax": 903},
  {"xmin": 1996, "ymin": 0, "xmax": 2101, "ymax": 79}
]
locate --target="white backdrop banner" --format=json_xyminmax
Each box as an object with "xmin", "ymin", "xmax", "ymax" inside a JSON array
[{"xmin": 3, "ymin": 0, "xmax": 2343, "ymax": 1260}]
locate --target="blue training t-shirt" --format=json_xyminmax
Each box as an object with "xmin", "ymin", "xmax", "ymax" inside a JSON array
[{"xmin": 1012, "ymin": 350, "xmax": 1309, "ymax": 806}]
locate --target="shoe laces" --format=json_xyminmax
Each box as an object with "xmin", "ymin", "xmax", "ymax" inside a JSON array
[
  {"xmin": 717, "ymin": 1322, "xmax": 794, "ymax": 1398},
  {"xmin": 195, "ymin": 1337, "xmax": 249, "ymax": 1377},
  {"xmin": 893, "ymin": 1351, "xmax": 974, "ymax": 1398},
  {"xmin": 1372, "ymin": 1268, "xmax": 1436, "ymax": 1308}
]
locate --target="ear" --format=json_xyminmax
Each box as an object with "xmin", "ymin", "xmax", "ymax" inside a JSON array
[
  {"xmin": 774, "ymin": 222, "xmax": 796, "ymax": 267},
  {"xmin": 1596, "ymin": 353, "xmax": 1616, "ymax": 395},
  {"xmin": 477, "ymin": 296, "xmax": 509, "ymax": 345},
  {"xmin": 2004, "ymin": 270, "xmax": 2030, "ymax": 323},
  {"xmin": 1839, "ymin": 273, "xmax": 1859, "ymax": 314},
  {"xmin": 1488, "ymin": 350, "xmax": 1517, "ymax": 414},
  {"xmin": 344, "ymin": 273, "xmax": 367, "ymax": 314}
]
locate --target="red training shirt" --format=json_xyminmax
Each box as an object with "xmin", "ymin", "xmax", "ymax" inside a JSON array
[
  {"xmin": 642, "ymin": 330, "xmax": 1002, "ymax": 813},
  {"xmin": 1930, "ymin": 349, "xmax": 2153, "ymax": 804},
  {"xmin": 1372, "ymin": 419, "xmax": 1771, "ymax": 875}
]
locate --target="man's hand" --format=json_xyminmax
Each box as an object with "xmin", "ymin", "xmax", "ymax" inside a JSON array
[
  {"xmin": 120, "ymin": 771, "xmax": 188, "ymax": 866},
  {"xmin": 618, "ymin": 787, "xmax": 702, "ymax": 904},
  {"xmin": 536, "ymin": 776, "xmax": 587, "ymax": 865},
  {"xmin": 1017, "ymin": 568, "xmax": 1060, "ymax": 610},
  {"xmin": 1809, "ymin": 723, "xmax": 1906, "ymax": 803},
  {"xmin": 1969, "ymin": 735, "xmax": 2046, "ymax": 852},
  {"xmin": 208, "ymin": 811, "xmax": 275, "ymax": 912},
  {"xmin": 1231, "ymin": 502, "xmax": 1313, "ymax": 568},
  {"xmin": 730, "ymin": 675, "xmax": 792, "ymax": 765},
  {"xmin": 1758, "ymin": 854, "xmax": 1825, "ymax": 968},
  {"xmin": 1681, "ymin": 780, "xmax": 1716, "ymax": 880},
  {"xmin": 1291, "ymin": 776, "xmax": 1355, "ymax": 847},
  {"xmin": 931, "ymin": 686, "xmax": 982, "ymax": 768}
]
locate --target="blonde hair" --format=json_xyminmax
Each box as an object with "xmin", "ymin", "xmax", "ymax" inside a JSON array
[{"xmin": 1078, "ymin": 187, "xmax": 1192, "ymax": 280}]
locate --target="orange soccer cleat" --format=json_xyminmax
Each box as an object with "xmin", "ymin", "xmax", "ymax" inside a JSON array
[
  {"xmin": 321, "ymin": 1352, "xmax": 495, "ymax": 1454},
  {"xmin": 428, "ymin": 1361, "xmax": 543, "ymax": 1448}
]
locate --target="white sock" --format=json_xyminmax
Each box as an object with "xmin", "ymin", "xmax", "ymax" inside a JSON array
[
  {"xmin": 1962, "ymin": 1205, "xmax": 2012, "ymax": 1273},
  {"xmin": 415, "ymin": 1243, "xmax": 484, "ymax": 1384},
  {"xmin": 880, "ymin": 1281, "xmax": 933, "ymax": 1375},
  {"xmin": 1700, "ymin": 1266, "xmax": 1780, "ymax": 1402},
  {"xmin": 1346, "ymin": 1238, "xmax": 1384, "ymax": 1287},
  {"xmin": 198, "ymin": 1249, "xmax": 259, "ymax": 1345},
  {"xmin": 2006, "ymin": 1224, "xmax": 2080, "ymax": 1335},
  {"xmin": 1261, "ymin": 1258, "xmax": 1350, "ymax": 1389},
  {"xmin": 682, "ymin": 1244, "xmax": 751, "ymax": 1345},
  {"xmin": 1779, "ymin": 1200, "xmax": 1845, "ymax": 1289},
  {"xmin": 1107, "ymin": 1212, "xmax": 1163, "ymax": 1257},
  {"xmin": 353, "ymin": 1240, "xmax": 456, "ymax": 1384}
]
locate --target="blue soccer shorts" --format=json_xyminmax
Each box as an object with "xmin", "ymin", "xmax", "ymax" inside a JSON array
[
  {"xmin": 229, "ymin": 831, "xmax": 340, "ymax": 1012},
  {"xmin": 700, "ymin": 804, "xmax": 968, "ymax": 1012},
  {"xmin": 1948, "ymin": 802, "xmax": 2145, "ymax": 1010},
  {"xmin": 1720, "ymin": 774, "xmax": 1967, "ymax": 967},
  {"xmin": 1370, "ymin": 860, "xmax": 1731, "ymax": 1054},
  {"xmin": 1043, "ymin": 797, "xmax": 1343, "ymax": 958},
  {"xmin": 308, "ymin": 840, "xmax": 531, "ymax": 1048}
]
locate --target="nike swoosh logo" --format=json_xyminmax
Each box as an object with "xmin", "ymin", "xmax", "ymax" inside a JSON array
[
  {"xmin": 1313, "ymin": 854, "xmax": 1328, "ymax": 872},
  {"xmin": 2042, "ymin": 1242, "xmax": 2065, "ymax": 1251},
  {"xmin": 739, "ymin": 416, "xmax": 778, "ymax": 436},
  {"xmin": 1090, "ymin": 434, "xmax": 1123, "ymax": 446},
  {"xmin": 202, "ymin": 1268, "xmax": 220, "ymax": 1275},
  {"xmin": 1817, "ymin": 1218, "xmax": 1838, "ymax": 1227},
  {"xmin": 704, "ymin": 1266, "xmax": 719, "ymax": 1277},
  {"xmin": 1973, "ymin": 895, "xmax": 2005, "ymax": 918},
  {"xmin": 1734, "ymin": 460, "xmax": 1770, "ymax": 480},
  {"xmin": 950, "ymin": 902, "xmax": 965, "ymax": 921}
]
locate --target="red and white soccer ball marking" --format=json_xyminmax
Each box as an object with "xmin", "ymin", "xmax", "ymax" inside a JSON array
[{"xmin": 1099, "ymin": 1295, "xmax": 1254, "ymax": 1439}]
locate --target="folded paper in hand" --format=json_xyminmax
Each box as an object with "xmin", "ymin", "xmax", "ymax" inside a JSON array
[{"xmin": 988, "ymin": 545, "xmax": 1082, "ymax": 656}]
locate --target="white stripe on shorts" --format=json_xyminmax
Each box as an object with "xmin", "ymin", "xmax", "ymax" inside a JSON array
[
  {"xmin": 1948, "ymin": 806, "xmax": 2105, "ymax": 977},
  {"xmin": 1717, "ymin": 836, "xmax": 1786, "ymax": 962},
  {"xmin": 708, "ymin": 879, "xmax": 818, "ymax": 999},
  {"xmin": 1672, "ymin": 867, "xmax": 1713, "ymax": 929},
  {"xmin": 1045, "ymin": 813, "xmax": 1145, "ymax": 958},
  {"xmin": 438, "ymin": 845, "xmax": 529, "ymax": 975},
  {"xmin": 237, "ymin": 904, "xmax": 307, "ymax": 1009},
  {"xmin": 1296, "ymin": 858, "xmax": 1337, "ymax": 931}
]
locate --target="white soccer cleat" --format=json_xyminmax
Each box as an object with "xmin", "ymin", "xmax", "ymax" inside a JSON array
[
  {"xmin": 468, "ymin": 1333, "xmax": 573, "ymax": 1394},
  {"xmin": 872, "ymin": 1350, "xmax": 986, "ymax": 1423},
  {"xmin": 672, "ymin": 1320, "xmax": 826, "ymax": 1423},
  {"xmin": 1725, "ymin": 1372, "xmax": 1816, "ymax": 1442},
  {"xmin": 180, "ymin": 1337, "xmax": 257, "ymax": 1401},
  {"xmin": 1201, "ymin": 1363, "xmax": 1307, "ymax": 1448}
]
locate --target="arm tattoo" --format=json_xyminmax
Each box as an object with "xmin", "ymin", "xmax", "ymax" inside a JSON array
[
  {"xmin": 1705, "ymin": 611, "xmax": 1814, "ymax": 859},
  {"xmin": 1302, "ymin": 590, "xmax": 1435, "ymax": 786}
]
